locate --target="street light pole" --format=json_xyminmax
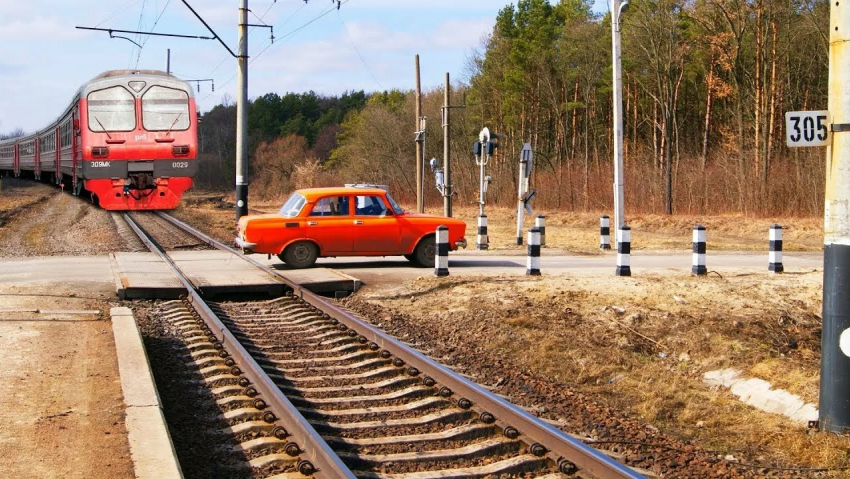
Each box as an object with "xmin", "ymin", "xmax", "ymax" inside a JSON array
[
  {"xmin": 235, "ymin": 0, "xmax": 249, "ymax": 221},
  {"xmin": 611, "ymin": 0, "xmax": 627, "ymax": 229}
]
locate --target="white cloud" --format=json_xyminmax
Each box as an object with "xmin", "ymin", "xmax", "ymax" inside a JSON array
[
  {"xmin": 432, "ymin": 18, "xmax": 493, "ymax": 49},
  {"xmin": 339, "ymin": 20, "xmax": 418, "ymax": 52}
]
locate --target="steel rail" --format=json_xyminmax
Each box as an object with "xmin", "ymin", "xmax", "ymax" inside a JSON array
[
  {"xmin": 123, "ymin": 213, "xmax": 357, "ymax": 479},
  {"xmin": 157, "ymin": 212, "xmax": 644, "ymax": 479}
]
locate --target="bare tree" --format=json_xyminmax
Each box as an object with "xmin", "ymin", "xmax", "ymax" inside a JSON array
[{"xmin": 625, "ymin": 0, "xmax": 691, "ymax": 214}]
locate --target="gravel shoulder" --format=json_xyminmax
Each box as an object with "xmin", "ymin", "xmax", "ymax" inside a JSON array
[{"xmin": 0, "ymin": 178, "xmax": 125, "ymax": 256}]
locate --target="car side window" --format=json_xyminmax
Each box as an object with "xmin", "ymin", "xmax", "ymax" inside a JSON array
[
  {"xmin": 309, "ymin": 198, "xmax": 332, "ymax": 216},
  {"xmin": 310, "ymin": 196, "xmax": 349, "ymax": 216},
  {"xmin": 355, "ymin": 196, "xmax": 389, "ymax": 216}
]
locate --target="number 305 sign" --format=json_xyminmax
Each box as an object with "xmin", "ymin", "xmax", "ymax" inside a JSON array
[{"xmin": 785, "ymin": 110, "xmax": 830, "ymax": 147}]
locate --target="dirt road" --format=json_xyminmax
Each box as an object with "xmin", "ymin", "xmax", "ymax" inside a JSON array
[{"xmin": 0, "ymin": 286, "xmax": 134, "ymax": 479}]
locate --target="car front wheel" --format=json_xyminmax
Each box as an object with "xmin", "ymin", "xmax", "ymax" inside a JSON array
[
  {"xmin": 411, "ymin": 236, "xmax": 436, "ymax": 267},
  {"xmin": 279, "ymin": 241, "xmax": 318, "ymax": 269}
]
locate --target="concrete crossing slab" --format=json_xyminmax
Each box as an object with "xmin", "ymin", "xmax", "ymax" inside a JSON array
[
  {"xmin": 110, "ymin": 250, "xmax": 360, "ymax": 299},
  {"xmin": 111, "ymin": 252, "xmax": 185, "ymax": 300}
]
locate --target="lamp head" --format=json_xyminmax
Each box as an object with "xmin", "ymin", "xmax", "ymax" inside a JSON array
[
  {"xmin": 429, "ymin": 158, "xmax": 438, "ymax": 171},
  {"xmin": 619, "ymin": 1, "xmax": 629, "ymax": 17}
]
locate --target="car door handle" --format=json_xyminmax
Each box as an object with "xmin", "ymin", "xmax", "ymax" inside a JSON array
[
  {"xmin": 353, "ymin": 220, "xmax": 364, "ymax": 225},
  {"xmin": 307, "ymin": 221, "xmax": 318, "ymax": 226}
]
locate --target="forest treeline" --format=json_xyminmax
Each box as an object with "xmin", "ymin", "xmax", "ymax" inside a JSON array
[{"xmin": 196, "ymin": 0, "xmax": 829, "ymax": 216}]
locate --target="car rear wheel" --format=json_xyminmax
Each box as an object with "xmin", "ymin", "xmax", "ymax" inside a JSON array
[
  {"xmin": 411, "ymin": 236, "xmax": 435, "ymax": 267},
  {"xmin": 279, "ymin": 241, "xmax": 318, "ymax": 269}
]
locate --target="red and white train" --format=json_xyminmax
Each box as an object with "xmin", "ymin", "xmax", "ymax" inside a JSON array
[{"xmin": 0, "ymin": 70, "xmax": 198, "ymax": 210}]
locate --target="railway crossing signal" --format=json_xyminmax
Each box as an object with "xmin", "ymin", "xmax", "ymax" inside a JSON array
[
  {"xmin": 515, "ymin": 143, "xmax": 536, "ymax": 245},
  {"xmin": 473, "ymin": 127, "xmax": 498, "ymax": 218}
]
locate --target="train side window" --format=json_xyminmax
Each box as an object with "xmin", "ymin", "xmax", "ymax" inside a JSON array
[
  {"xmin": 88, "ymin": 86, "xmax": 136, "ymax": 132},
  {"xmin": 142, "ymin": 86, "xmax": 190, "ymax": 132},
  {"xmin": 61, "ymin": 121, "xmax": 71, "ymax": 147}
]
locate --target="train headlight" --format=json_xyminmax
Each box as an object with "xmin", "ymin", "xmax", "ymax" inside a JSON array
[
  {"xmin": 91, "ymin": 146, "xmax": 109, "ymax": 158},
  {"xmin": 172, "ymin": 145, "xmax": 190, "ymax": 156}
]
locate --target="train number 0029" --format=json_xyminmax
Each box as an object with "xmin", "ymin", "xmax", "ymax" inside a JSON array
[
  {"xmin": 172, "ymin": 161, "xmax": 190, "ymax": 169},
  {"xmin": 785, "ymin": 110, "xmax": 830, "ymax": 147}
]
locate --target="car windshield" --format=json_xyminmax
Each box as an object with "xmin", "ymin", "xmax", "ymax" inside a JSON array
[
  {"xmin": 278, "ymin": 193, "xmax": 306, "ymax": 217},
  {"xmin": 385, "ymin": 192, "xmax": 404, "ymax": 214}
]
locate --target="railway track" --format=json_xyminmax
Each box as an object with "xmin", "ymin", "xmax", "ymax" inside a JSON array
[{"xmin": 121, "ymin": 211, "xmax": 646, "ymax": 479}]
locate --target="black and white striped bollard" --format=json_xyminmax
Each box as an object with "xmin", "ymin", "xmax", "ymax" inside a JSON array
[
  {"xmin": 769, "ymin": 224, "xmax": 784, "ymax": 273},
  {"xmin": 692, "ymin": 225, "xmax": 707, "ymax": 276},
  {"xmin": 526, "ymin": 227, "xmax": 541, "ymax": 276},
  {"xmin": 536, "ymin": 215, "xmax": 546, "ymax": 247},
  {"xmin": 616, "ymin": 225, "xmax": 631, "ymax": 276},
  {"xmin": 435, "ymin": 225, "xmax": 449, "ymax": 277},
  {"xmin": 600, "ymin": 215, "xmax": 612, "ymax": 250},
  {"xmin": 477, "ymin": 215, "xmax": 489, "ymax": 250}
]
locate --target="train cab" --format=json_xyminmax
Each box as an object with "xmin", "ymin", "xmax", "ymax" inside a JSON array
[{"xmin": 78, "ymin": 70, "xmax": 198, "ymax": 210}]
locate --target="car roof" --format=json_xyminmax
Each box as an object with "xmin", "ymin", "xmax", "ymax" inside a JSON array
[{"xmin": 295, "ymin": 187, "xmax": 388, "ymax": 200}]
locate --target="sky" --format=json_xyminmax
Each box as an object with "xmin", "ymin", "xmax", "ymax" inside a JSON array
[{"xmin": 0, "ymin": 0, "xmax": 606, "ymax": 133}]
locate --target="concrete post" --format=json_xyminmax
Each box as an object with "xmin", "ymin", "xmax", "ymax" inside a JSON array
[
  {"xmin": 820, "ymin": 0, "xmax": 850, "ymax": 433},
  {"xmin": 616, "ymin": 225, "xmax": 631, "ymax": 277},
  {"xmin": 535, "ymin": 215, "xmax": 546, "ymax": 247},
  {"xmin": 526, "ymin": 227, "xmax": 541, "ymax": 276},
  {"xmin": 611, "ymin": 0, "xmax": 626, "ymax": 229},
  {"xmin": 435, "ymin": 225, "xmax": 449, "ymax": 277},
  {"xmin": 692, "ymin": 225, "xmax": 707, "ymax": 276},
  {"xmin": 769, "ymin": 225, "xmax": 784, "ymax": 273},
  {"xmin": 477, "ymin": 215, "xmax": 488, "ymax": 250},
  {"xmin": 600, "ymin": 215, "xmax": 612, "ymax": 250},
  {"xmin": 235, "ymin": 0, "xmax": 249, "ymax": 221}
]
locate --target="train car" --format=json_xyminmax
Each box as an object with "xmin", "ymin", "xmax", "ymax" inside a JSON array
[{"xmin": 0, "ymin": 70, "xmax": 198, "ymax": 210}]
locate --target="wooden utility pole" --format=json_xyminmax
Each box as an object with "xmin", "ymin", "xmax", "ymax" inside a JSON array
[{"xmin": 415, "ymin": 55, "xmax": 424, "ymax": 213}]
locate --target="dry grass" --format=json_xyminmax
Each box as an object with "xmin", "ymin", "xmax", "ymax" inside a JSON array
[
  {"xmin": 361, "ymin": 270, "xmax": 850, "ymax": 470},
  {"xmin": 439, "ymin": 205, "xmax": 823, "ymax": 253},
  {"xmin": 181, "ymin": 189, "xmax": 823, "ymax": 253}
]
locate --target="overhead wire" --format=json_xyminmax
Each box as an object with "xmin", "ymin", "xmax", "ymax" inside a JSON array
[
  {"xmin": 201, "ymin": 0, "xmax": 347, "ymax": 103},
  {"xmin": 135, "ymin": 0, "xmax": 173, "ymax": 68},
  {"xmin": 337, "ymin": 10, "xmax": 382, "ymax": 90},
  {"xmin": 94, "ymin": 0, "xmax": 140, "ymax": 28},
  {"xmin": 207, "ymin": 0, "xmax": 290, "ymax": 78},
  {"xmin": 129, "ymin": 0, "xmax": 148, "ymax": 68}
]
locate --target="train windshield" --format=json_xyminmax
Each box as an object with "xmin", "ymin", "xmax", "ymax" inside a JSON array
[
  {"xmin": 88, "ymin": 86, "xmax": 136, "ymax": 132},
  {"xmin": 142, "ymin": 86, "xmax": 190, "ymax": 132}
]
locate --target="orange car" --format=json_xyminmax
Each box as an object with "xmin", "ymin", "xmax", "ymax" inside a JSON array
[{"xmin": 236, "ymin": 185, "xmax": 467, "ymax": 268}]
